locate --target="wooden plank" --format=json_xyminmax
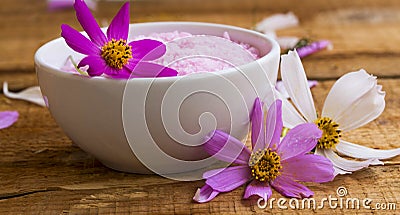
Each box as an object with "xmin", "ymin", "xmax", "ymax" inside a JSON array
[
  {"xmin": 1, "ymin": 0, "xmax": 400, "ymax": 86},
  {"xmin": 0, "ymin": 78, "xmax": 399, "ymax": 214},
  {"xmin": 0, "ymin": 0, "xmax": 399, "ymax": 214}
]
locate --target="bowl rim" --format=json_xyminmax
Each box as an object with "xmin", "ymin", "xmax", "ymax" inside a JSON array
[{"xmin": 35, "ymin": 21, "xmax": 280, "ymax": 83}]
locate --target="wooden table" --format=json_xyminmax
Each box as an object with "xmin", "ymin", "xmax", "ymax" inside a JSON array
[{"xmin": 0, "ymin": 0, "xmax": 399, "ymax": 214}]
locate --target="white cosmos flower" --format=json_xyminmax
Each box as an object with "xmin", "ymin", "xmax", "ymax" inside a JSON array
[{"xmin": 273, "ymin": 50, "xmax": 400, "ymax": 176}]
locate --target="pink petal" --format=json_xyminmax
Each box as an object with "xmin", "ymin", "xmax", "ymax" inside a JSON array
[
  {"xmin": 74, "ymin": 0, "xmax": 107, "ymax": 46},
  {"xmin": 251, "ymin": 98, "xmax": 266, "ymax": 151},
  {"xmin": 204, "ymin": 166, "xmax": 251, "ymax": 192},
  {"xmin": 271, "ymin": 175, "xmax": 314, "ymax": 198},
  {"xmin": 243, "ymin": 180, "xmax": 272, "ymax": 199},
  {"xmin": 61, "ymin": 24, "xmax": 100, "ymax": 55},
  {"xmin": 296, "ymin": 40, "xmax": 332, "ymax": 58},
  {"xmin": 60, "ymin": 56, "xmax": 89, "ymax": 75},
  {"xmin": 129, "ymin": 39, "xmax": 167, "ymax": 61},
  {"xmin": 129, "ymin": 61, "xmax": 177, "ymax": 77},
  {"xmin": 203, "ymin": 130, "xmax": 251, "ymax": 165},
  {"xmin": 78, "ymin": 56, "xmax": 106, "ymax": 76},
  {"xmin": 281, "ymin": 154, "xmax": 334, "ymax": 183},
  {"xmin": 277, "ymin": 123, "xmax": 322, "ymax": 161},
  {"xmin": 265, "ymin": 99, "xmax": 283, "ymax": 151},
  {"xmin": 107, "ymin": 2, "xmax": 129, "ymax": 41},
  {"xmin": 193, "ymin": 184, "xmax": 220, "ymax": 203},
  {"xmin": 104, "ymin": 66, "xmax": 132, "ymax": 79},
  {"xmin": 0, "ymin": 111, "xmax": 19, "ymax": 129}
]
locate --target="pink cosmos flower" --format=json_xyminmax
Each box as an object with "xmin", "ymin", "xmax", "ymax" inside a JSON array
[
  {"xmin": 61, "ymin": 0, "xmax": 177, "ymax": 78},
  {"xmin": 0, "ymin": 111, "xmax": 18, "ymax": 129},
  {"xmin": 193, "ymin": 98, "xmax": 334, "ymax": 203}
]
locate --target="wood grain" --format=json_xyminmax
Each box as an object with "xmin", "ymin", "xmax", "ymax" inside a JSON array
[
  {"xmin": 0, "ymin": 79, "xmax": 399, "ymax": 214},
  {"xmin": 0, "ymin": 0, "xmax": 399, "ymax": 214},
  {"xmin": 1, "ymin": 0, "xmax": 400, "ymax": 90}
]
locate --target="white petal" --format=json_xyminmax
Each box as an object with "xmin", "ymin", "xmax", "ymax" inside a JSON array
[
  {"xmin": 281, "ymin": 50, "xmax": 317, "ymax": 122},
  {"xmin": 322, "ymin": 70, "xmax": 385, "ymax": 131},
  {"xmin": 333, "ymin": 166, "xmax": 352, "ymax": 176},
  {"xmin": 336, "ymin": 140, "xmax": 400, "ymax": 160},
  {"xmin": 275, "ymin": 81, "xmax": 290, "ymax": 99},
  {"xmin": 255, "ymin": 12, "xmax": 299, "ymax": 34},
  {"xmin": 264, "ymin": 31, "xmax": 277, "ymax": 40},
  {"xmin": 323, "ymin": 149, "xmax": 383, "ymax": 172},
  {"xmin": 3, "ymin": 82, "xmax": 46, "ymax": 107},
  {"xmin": 276, "ymin": 80, "xmax": 318, "ymax": 99},
  {"xmin": 276, "ymin": 36, "xmax": 300, "ymax": 50},
  {"xmin": 315, "ymin": 148, "xmax": 350, "ymax": 176},
  {"xmin": 335, "ymin": 84, "xmax": 384, "ymax": 131},
  {"xmin": 270, "ymin": 91, "xmax": 306, "ymax": 129}
]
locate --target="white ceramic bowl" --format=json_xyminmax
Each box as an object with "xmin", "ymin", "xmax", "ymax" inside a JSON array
[{"xmin": 35, "ymin": 22, "xmax": 280, "ymax": 175}]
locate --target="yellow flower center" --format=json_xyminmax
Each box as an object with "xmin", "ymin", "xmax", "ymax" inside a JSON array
[
  {"xmin": 101, "ymin": 39, "xmax": 132, "ymax": 69},
  {"xmin": 249, "ymin": 148, "xmax": 282, "ymax": 182},
  {"xmin": 314, "ymin": 117, "xmax": 342, "ymax": 149}
]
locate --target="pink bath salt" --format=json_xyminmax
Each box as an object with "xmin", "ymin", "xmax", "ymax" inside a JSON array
[
  {"xmin": 133, "ymin": 31, "xmax": 260, "ymax": 76},
  {"xmin": 222, "ymin": 32, "xmax": 259, "ymax": 59},
  {"xmin": 148, "ymin": 31, "xmax": 193, "ymax": 42}
]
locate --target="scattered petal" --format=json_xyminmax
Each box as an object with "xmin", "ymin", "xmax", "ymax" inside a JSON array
[
  {"xmin": 276, "ymin": 36, "xmax": 300, "ymax": 50},
  {"xmin": 255, "ymin": 12, "xmax": 299, "ymax": 34},
  {"xmin": 193, "ymin": 184, "xmax": 220, "ymax": 203},
  {"xmin": 60, "ymin": 56, "xmax": 89, "ymax": 75},
  {"xmin": 0, "ymin": 111, "xmax": 19, "ymax": 129},
  {"xmin": 336, "ymin": 140, "xmax": 400, "ymax": 160},
  {"xmin": 3, "ymin": 82, "xmax": 46, "ymax": 107},
  {"xmin": 296, "ymin": 40, "xmax": 332, "ymax": 58}
]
